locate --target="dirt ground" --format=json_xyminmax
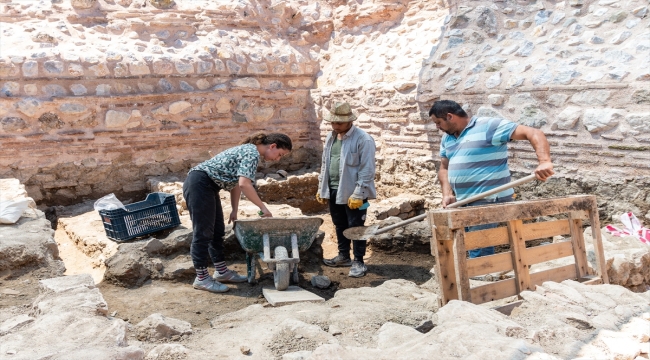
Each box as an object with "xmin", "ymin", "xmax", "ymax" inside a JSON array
[{"xmin": 1, "ymin": 212, "xmax": 435, "ymax": 331}]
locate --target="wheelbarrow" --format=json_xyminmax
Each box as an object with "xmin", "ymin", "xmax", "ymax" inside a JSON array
[{"xmin": 234, "ymin": 217, "xmax": 323, "ymax": 291}]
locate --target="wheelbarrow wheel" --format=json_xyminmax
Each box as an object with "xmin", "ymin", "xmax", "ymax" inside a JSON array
[{"xmin": 273, "ymin": 246, "xmax": 290, "ymax": 291}]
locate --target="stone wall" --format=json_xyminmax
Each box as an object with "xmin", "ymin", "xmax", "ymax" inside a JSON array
[
  {"xmin": 314, "ymin": 0, "xmax": 650, "ymax": 219},
  {"xmin": 0, "ymin": 0, "xmax": 326, "ymax": 205},
  {"xmin": 416, "ymin": 0, "xmax": 650, "ymax": 220},
  {"xmin": 1, "ymin": 0, "xmax": 649, "ymax": 219}
]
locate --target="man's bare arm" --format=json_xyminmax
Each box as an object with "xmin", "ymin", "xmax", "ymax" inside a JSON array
[
  {"xmin": 438, "ymin": 157, "xmax": 456, "ymax": 208},
  {"xmin": 511, "ymin": 125, "xmax": 555, "ymax": 181}
]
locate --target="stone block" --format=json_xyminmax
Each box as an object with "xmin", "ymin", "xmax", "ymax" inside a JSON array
[
  {"xmin": 24, "ymin": 84, "xmax": 38, "ymax": 96},
  {"xmin": 89, "ymin": 63, "xmax": 110, "ymax": 77},
  {"xmin": 1, "ymin": 117, "xmax": 28, "ymax": 132},
  {"xmin": 15, "ymin": 98, "xmax": 41, "ymax": 117},
  {"xmin": 129, "ymin": 61, "xmax": 150, "ymax": 76},
  {"xmin": 136, "ymin": 313, "xmax": 191, "ymax": 340},
  {"xmin": 60, "ymin": 103, "xmax": 88, "ymax": 115},
  {"xmin": 149, "ymin": 0, "xmax": 175, "ymax": 9},
  {"xmin": 158, "ymin": 79, "xmax": 173, "ymax": 92},
  {"xmin": 583, "ymin": 108, "xmax": 623, "ymax": 132},
  {"xmin": 197, "ymin": 61, "xmax": 213, "ymax": 74},
  {"xmin": 231, "ymin": 78, "xmax": 260, "ymax": 89},
  {"xmin": 196, "ymin": 79, "xmax": 211, "ymax": 90},
  {"xmin": 96, "ymin": 84, "xmax": 111, "ymax": 96},
  {"xmin": 252, "ymin": 106, "xmax": 274, "ymax": 122},
  {"xmin": 153, "ymin": 60, "xmax": 174, "ymax": 75},
  {"xmin": 169, "ymin": 101, "xmax": 191, "ymax": 115},
  {"xmin": 22, "ymin": 61, "xmax": 38, "ymax": 77},
  {"xmin": 215, "ymin": 98, "xmax": 231, "ymax": 113},
  {"xmin": 518, "ymin": 105, "xmax": 547, "ymax": 128},
  {"xmin": 43, "ymin": 61, "xmax": 63, "ymax": 74},
  {"xmin": 70, "ymin": 84, "xmax": 87, "ymax": 95},
  {"xmin": 43, "ymin": 85, "xmax": 67, "ymax": 97},
  {"xmin": 174, "ymin": 61, "xmax": 193, "ymax": 75},
  {"xmin": 179, "ymin": 81, "xmax": 194, "ymax": 91},
  {"xmin": 555, "ymin": 106, "xmax": 582, "ymax": 130},
  {"xmin": 626, "ymin": 113, "xmax": 650, "ymax": 133},
  {"xmin": 280, "ymin": 107, "xmax": 301, "ymax": 121},
  {"xmin": 105, "ymin": 110, "xmax": 131, "ymax": 128},
  {"xmin": 2, "ymin": 82, "xmax": 19, "ymax": 96},
  {"xmin": 488, "ymin": 94, "xmax": 504, "ymax": 106},
  {"xmin": 68, "ymin": 63, "xmax": 84, "ymax": 76},
  {"xmin": 570, "ymin": 90, "xmax": 611, "ymax": 106},
  {"xmin": 247, "ymin": 63, "xmax": 269, "ymax": 74},
  {"xmin": 226, "ymin": 60, "xmax": 242, "ymax": 74},
  {"xmin": 71, "ymin": 0, "xmax": 96, "ymax": 9}
]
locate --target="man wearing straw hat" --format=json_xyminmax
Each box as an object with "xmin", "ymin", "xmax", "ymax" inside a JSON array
[{"xmin": 316, "ymin": 102, "xmax": 377, "ymax": 278}]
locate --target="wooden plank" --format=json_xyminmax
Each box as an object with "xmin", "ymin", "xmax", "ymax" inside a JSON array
[
  {"xmin": 430, "ymin": 212, "xmax": 458, "ymax": 305},
  {"xmin": 521, "ymin": 219, "xmax": 571, "ymax": 241},
  {"xmin": 432, "ymin": 211, "xmax": 453, "ymax": 232},
  {"xmin": 435, "ymin": 224, "xmax": 452, "ymax": 241},
  {"xmin": 571, "ymin": 210, "xmax": 590, "ymax": 220},
  {"xmin": 588, "ymin": 206, "xmax": 610, "ymax": 284},
  {"xmin": 429, "ymin": 213, "xmax": 437, "ymax": 257},
  {"xmin": 453, "ymin": 229, "xmax": 471, "ymax": 302},
  {"xmin": 568, "ymin": 212, "xmax": 589, "ymax": 278},
  {"xmin": 507, "ymin": 220, "xmax": 533, "ymax": 293},
  {"xmin": 470, "ymin": 278, "xmax": 517, "ymax": 305},
  {"xmin": 466, "ymin": 252, "xmax": 513, "ymax": 277},
  {"xmin": 431, "ymin": 195, "xmax": 596, "ymax": 229},
  {"xmin": 464, "ymin": 219, "xmax": 571, "ymax": 250},
  {"xmin": 465, "ymin": 227, "xmax": 509, "ymax": 250},
  {"xmin": 530, "ymin": 264, "xmax": 577, "ymax": 285},
  {"xmin": 525, "ymin": 241, "xmax": 574, "ymax": 265},
  {"xmin": 580, "ymin": 277, "xmax": 603, "ymax": 285},
  {"xmin": 492, "ymin": 300, "xmax": 524, "ymax": 316}
]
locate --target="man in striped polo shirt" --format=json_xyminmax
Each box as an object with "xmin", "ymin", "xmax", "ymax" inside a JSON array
[{"xmin": 429, "ymin": 100, "xmax": 554, "ymax": 258}]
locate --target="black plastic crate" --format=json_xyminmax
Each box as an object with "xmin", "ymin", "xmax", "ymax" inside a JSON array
[{"xmin": 98, "ymin": 192, "xmax": 181, "ymax": 242}]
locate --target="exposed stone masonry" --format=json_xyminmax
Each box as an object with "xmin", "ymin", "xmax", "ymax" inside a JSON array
[{"xmin": 1, "ymin": 0, "xmax": 649, "ymax": 219}]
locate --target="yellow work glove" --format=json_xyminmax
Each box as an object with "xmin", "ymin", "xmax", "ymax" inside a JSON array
[
  {"xmin": 315, "ymin": 193, "xmax": 328, "ymax": 205},
  {"xmin": 347, "ymin": 196, "xmax": 363, "ymax": 209}
]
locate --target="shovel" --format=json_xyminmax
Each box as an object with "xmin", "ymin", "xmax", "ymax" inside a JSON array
[{"xmin": 342, "ymin": 173, "xmax": 538, "ymax": 241}]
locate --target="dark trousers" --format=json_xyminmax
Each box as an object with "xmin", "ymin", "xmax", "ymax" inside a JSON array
[
  {"xmin": 465, "ymin": 195, "xmax": 514, "ymax": 258},
  {"xmin": 329, "ymin": 189, "xmax": 368, "ymax": 262},
  {"xmin": 182, "ymin": 170, "xmax": 226, "ymax": 269}
]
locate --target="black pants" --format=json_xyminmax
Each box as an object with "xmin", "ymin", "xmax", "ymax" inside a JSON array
[
  {"xmin": 329, "ymin": 189, "xmax": 368, "ymax": 262},
  {"xmin": 182, "ymin": 170, "xmax": 226, "ymax": 269}
]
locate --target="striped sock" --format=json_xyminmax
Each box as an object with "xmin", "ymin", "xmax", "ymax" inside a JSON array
[
  {"xmin": 214, "ymin": 261, "xmax": 229, "ymax": 275},
  {"xmin": 196, "ymin": 267, "xmax": 210, "ymax": 281}
]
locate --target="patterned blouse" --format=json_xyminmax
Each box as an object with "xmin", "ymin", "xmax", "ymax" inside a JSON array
[{"xmin": 189, "ymin": 144, "xmax": 259, "ymax": 191}]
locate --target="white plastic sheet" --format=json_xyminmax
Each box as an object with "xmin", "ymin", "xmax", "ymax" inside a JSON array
[
  {"xmin": 0, "ymin": 198, "xmax": 31, "ymax": 224},
  {"xmin": 93, "ymin": 193, "xmax": 127, "ymax": 212}
]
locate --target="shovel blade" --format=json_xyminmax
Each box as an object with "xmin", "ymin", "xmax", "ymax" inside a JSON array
[{"xmin": 343, "ymin": 225, "xmax": 380, "ymax": 241}]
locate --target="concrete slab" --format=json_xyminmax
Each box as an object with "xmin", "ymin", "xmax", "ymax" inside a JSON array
[{"xmin": 262, "ymin": 286, "xmax": 325, "ymax": 306}]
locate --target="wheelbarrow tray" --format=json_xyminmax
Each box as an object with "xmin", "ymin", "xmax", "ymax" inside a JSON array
[
  {"xmin": 234, "ymin": 217, "xmax": 323, "ymax": 289},
  {"xmin": 234, "ymin": 217, "xmax": 323, "ymax": 253}
]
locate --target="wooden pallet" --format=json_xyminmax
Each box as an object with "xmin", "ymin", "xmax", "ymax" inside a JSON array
[{"xmin": 429, "ymin": 195, "xmax": 608, "ymax": 306}]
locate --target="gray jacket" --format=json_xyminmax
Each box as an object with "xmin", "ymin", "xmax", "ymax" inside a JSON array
[{"xmin": 318, "ymin": 125, "xmax": 377, "ymax": 204}]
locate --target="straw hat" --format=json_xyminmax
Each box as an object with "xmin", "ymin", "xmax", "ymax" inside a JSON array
[{"xmin": 323, "ymin": 102, "xmax": 358, "ymax": 122}]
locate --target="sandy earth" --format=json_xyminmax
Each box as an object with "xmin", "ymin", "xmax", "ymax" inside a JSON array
[{"xmin": 0, "ymin": 212, "xmax": 435, "ymax": 332}]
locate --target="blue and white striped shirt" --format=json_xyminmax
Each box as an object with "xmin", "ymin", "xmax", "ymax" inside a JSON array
[{"xmin": 440, "ymin": 116, "xmax": 518, "ymax": 201}]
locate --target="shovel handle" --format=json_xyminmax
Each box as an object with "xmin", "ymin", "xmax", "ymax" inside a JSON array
[
  {"xmin": 369, "ymin": 174, "xmax": 538, "ymax": 237},
  {"xmin": 446, "ymin": 173, "xmax": 537, "ymax": 209}
]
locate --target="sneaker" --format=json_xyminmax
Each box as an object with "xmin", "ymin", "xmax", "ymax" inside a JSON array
[
  {"xmin": 348, "ymin": 261, "xmax": 367, "ymax": 278},
  {"xmin": 193, "ymin": 276, "xmax": 229, "ymax": 293},
  {"xmin": 214, "ymin": 269, "xmax": 247, "ymax": 283},
  {"xmin": 323, "ymin": 254, "xmax": 352, "ymax": 267}
]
